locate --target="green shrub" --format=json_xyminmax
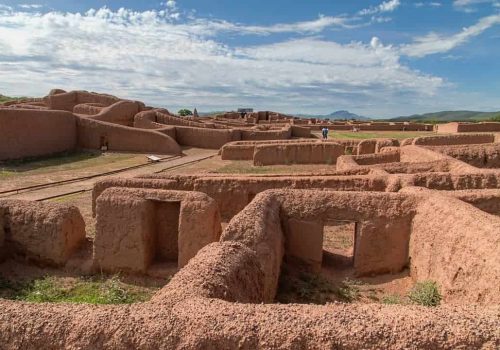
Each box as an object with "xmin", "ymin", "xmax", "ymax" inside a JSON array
[{"xmin": 408, "ymin": 281, "xmax": 441, "ymax": 307}]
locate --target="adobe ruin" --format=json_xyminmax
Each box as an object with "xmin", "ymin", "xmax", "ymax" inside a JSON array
[{"xmin": 0, "ymin": 89, "xmax": 499, "ymax": 349}]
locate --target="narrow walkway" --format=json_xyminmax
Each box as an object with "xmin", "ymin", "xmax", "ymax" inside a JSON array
[{"xmin": 4, "ymin": 151, "xmax": 216, "ymax": 201}]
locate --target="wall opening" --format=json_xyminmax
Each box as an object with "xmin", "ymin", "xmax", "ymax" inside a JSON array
[
  {"xmin": 322, "ymin": 220, "xmax": 356, "ymax": 269},
  {"xmin": 152, "ymin": 201, "xmax": 180, "ymax": 265}
]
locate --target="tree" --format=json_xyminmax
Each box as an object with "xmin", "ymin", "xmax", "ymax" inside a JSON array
[{"xmin": 178, "ymin": 109, "xmax": 193, "ymax": 117}]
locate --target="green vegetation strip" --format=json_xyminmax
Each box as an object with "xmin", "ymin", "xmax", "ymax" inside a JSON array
[{"xmin": 0, "ymin": 275, "xmax": 157, "ymax": 304}]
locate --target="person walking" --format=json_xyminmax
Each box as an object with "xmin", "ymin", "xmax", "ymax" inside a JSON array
[{"xmin": 321, "ymin": 127, "xmax": 327, "ymax": 140}]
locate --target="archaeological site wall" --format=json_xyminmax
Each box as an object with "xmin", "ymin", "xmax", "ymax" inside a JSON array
[
  {"xmin": 94, "ymin": 188, "xmax": 221, "ymax": 273},
  {"xmin": 0, "ymin": 187, "xmax": 498, "ymax": 349},
  {"xmin": 437, "ymin": 121, "xmax": 500, "ymax": 133},
  {"xmin": 0, "ymin": 200, "xmax": 85, "ymax": 265},
  {"xmin": 76, "ymin": 117, "xmax": 182, "ymax": 155},
  {"xmin": 0, "ymin": 109, "xmax": 77, "ymax": 160}
]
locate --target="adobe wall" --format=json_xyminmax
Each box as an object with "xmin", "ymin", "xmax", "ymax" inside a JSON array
[
  {"xmin": 73, "ymin": 103, "xmax": 104, "ymax": 115},
  {"xmin": 337, "ymin": 151, "xmax": 400, "ymax": 170},
  {"xmin": 0, "ymin": 191, "xmax": 498, "ymax": 348},
  {"xmin": 0, "ymin": 199, "xmax": 85, "ymax": 265},
  {"xmin": 0, "ymin": 109, "xmax": 77, "ymax": 160},
  {"xmin": 437, "ymin": 122, "xmax": 500, "ymax": 133},
  {"xmin": 409, "ymin": 192, "xmax": 500, "ymax": 304},
  {"xmin": 253, "ymin": 142, "xmax": 345, "ymax": 166},
  {"xmin": 0, "ymin": 207, "xmax": 4, "ymax": 262},
  {"xmin": 156, "ymin": 110, "xmax": 211, "ymax": 128},
  {"xmin": 427, "ymin": 143, "xmax": 500, "ymax": 168},
  {"xmin": 440, "ymin": 189, "xmax": 500, "ymax": 216},
  {"xmin": 290, "ymin": 125, "xmax": 312, "ymax": 138},
  {"xmin": 94, "ymin": 188, "xmax": 221, "ymax": 273},
  {"xmin": 76, "ymin": 116, "xmax": 182, "ymax": 155},
  {"xmin": 240, "ymin": 125, "xmax": 292, "ymax": 141},
  {"xmin": 221, "ymin": 193, "xmax": 284, "ymax": 301},
  {"xmin": 84, "ymin": 100, "xmax": 141, "ymax": 126},
  {"xmin": 413, "ymin": 133, "xmax": 494, "ymax": 146},
  {"xmin": 46, "ymin": 90, "xmax": 122, "ymax": 111},
  {"xmin": 92, "ymin": 175, "xmax": 389, "ymax": 221},
  {"xmin": 173, "ymin": 126, "xmax": 240, "ymax": 149}
]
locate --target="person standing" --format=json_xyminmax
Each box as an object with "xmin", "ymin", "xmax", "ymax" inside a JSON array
[{"xmin": 321, "ymin": 127, "xmax": 327, "ymax": 140}]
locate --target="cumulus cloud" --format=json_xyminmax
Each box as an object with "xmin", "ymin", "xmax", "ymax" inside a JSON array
[
  {"xmin": 0, "ymin": 5, "xmax": 446, "ymax": 115},
  {"xmin": 400, "ymin": 14, "xmax": 500, "ymax": 57}
]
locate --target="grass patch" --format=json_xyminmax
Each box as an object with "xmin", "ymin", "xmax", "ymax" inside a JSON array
[
  {"xmin": 381, "ymin": 294, "xmax": 403, "ymax": 305},
  {"xmin": 276, "ymin": 267, "xmax": 334, "ymax": 304},
  {"xmin": 0, "ymin": 151, "xmax": 139, "ymax": 177},
  {"xmin": 408, "ymin": 280, "xmax": 441, "ymax": 307},
  {"xmin": 0, "ymin": 275, "xmax": 157, "ymax": 304},
  {"xmin": 328, "ymin": 131, "xmax": 434, "ymax": 140},
  {"xmin": 335, "ymin": 278, "xmax": 363, "ymax": 303}
]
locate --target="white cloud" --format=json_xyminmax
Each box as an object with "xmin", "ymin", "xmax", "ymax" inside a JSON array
[
  {"xmin": 19, "ymin": 4, "xmax": 44, "ymax": 9},
  {"xmin": 415, "ymin": 2, "xmax": 442, "ymax": 7},
  {"xmin": 359, "ymin": 0, "xmax": 401, "ymax": 16},
  {"xmin": 400, "ymin": 14, "xmax": 500, "ymax": 57},
  {"xmin": 0, "ymin": 6, "xmax": 447, "ymax": 116},
  {"xmin": 453, "ymin": 0, "xmax": 500, "ymax": 11}
]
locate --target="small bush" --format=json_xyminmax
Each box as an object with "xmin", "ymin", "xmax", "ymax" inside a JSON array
[{"xmin": 408, "ymin": 281, "xmax": 441, "ymax": 307}]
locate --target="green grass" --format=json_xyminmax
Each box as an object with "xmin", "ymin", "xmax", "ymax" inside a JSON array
[
  {"xmin": 0, "ymin": 275, "xmax": 157, "ymax": 304},
  {"xmin": 408, "ymin": 281, "xmax": 441, "ymax": 307},
  {"xmin": 0, "ymin": 151, "xmax": 137, "ymax": 177},
  {"xmin": 0, "ymin": 94, "xmax": 22, "ymax": 104},
  {"xmin": 328, "ymin": 131, "xmax": 433, "ymax": 140},
  {"xmin": 381, "ymin": 294, "xmax": 403, "ymax": 305}
]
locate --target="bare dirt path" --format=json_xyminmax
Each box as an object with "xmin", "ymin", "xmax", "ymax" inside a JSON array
[{"xmin": 1, "ymin": 149, "xmax": 216, "ymax": 201}]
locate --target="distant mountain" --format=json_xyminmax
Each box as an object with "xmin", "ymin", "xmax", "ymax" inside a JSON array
[
  {"xmin": 391, "ymin": 110, "xmax": 500, "ymax": 122},
  {"xmin": 326, "ymin": 110, "xmax": 370, "ymax": 120},
  {"xmin": 297, "ymin": 110, "xmax": 371, "ymax": 121},
  {"xmin": 0, "ymin": 94, "xmax": 15, "ymax": 103}
]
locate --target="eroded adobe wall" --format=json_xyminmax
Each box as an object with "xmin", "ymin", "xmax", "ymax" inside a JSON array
[
  {"xmin": 253, "ymin": 142, "xmax": 345, "ymax": 166},
  {"xmin": 46, "ymin": 90, "xmax": 122, "ymax": 111},
  {"xmin": 272, "ymin": 190, "xmax": 416, "ymax": 276},
  {"xmin": 174, "ymin": 126, "xmax": 241, "ymax": 149},
  {"xmin": 94, "ymin": 188, "xmax": 221, "ymax": 272},
  {"xmin": 290, "ymin": 125, "xmax": 312, "ymax": 138},
  {"xmin": 240, "ymin": 125, "xmax": 292, "ymax": 141},
  {"xmin": 0, "ymin": 200, "xmax": 85, "ymax": 265},
  {"xmin": 427, "ymin": 143, "xmax": 500, "ymax": 168},
  {"xmin": 0, "ymin": 109, "xmax": 77, "ymax": 160},
  {"xmin": 413, "ymin": 133, "xmax": 495, "ymax": 146},
  {"xmin": 92, "ymin": 175, "xmax": 390, "ymax": 221},
  {"xmin": 409, "ymin": 192, "xmax": 500, "ymax": 304},
  {"xmin": 76, "ymin": 116, "xmax": 182, "ymax": 155},
  {"xmin": 84, "ymin": 100, "xmax": 141, "ymax": 126},
  {"xmin": 457, "ymin": 122, "xmax": 500, "ymax": 132}
]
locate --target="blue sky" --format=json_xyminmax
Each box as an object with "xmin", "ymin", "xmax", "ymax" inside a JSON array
[{"xmin": 0, "ymin": 0, "xmax": 499, "ymax": 117}]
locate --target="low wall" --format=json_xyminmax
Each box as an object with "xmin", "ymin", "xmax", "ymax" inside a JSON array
[
  {"xmin": 290, "ymin": 125, "xmax": 312, "ymax": 138},
  {"xmin": 437, "ymin": 122, "xmax": 500, "ymax": 133},
  {"xmin": 427, "ymin": 143, "xmax": 500, "ymax": 168},
  {"xmin": 337, "ymin": 151, "xmax": 400, "ymax": 170},
  {"xmin": 0, "ymin": 199, "xmax": 85, "ymax": 265},
  {"xmin": 0, "ymin": 109, "xmax": 77, "ymax": 160},
  {"xmin": 76, "ymin": 116, "xmax": 182, "ymax": 155},
  {"xmin": 240, "ymin": 125, "xmax": 292, "ymax": 141},
  {"xmin": 413, "ymin": 133, "xmax": 494, "ymax": 146},
  {"xmin": 174, "ymin": 126, "xmax": 241, "ymax": 149},
  {"xmin": 253, "ymin": 142, "xmax": 345, "ymax": 166}
]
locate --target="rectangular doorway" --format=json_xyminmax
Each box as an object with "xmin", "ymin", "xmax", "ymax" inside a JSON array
[
  {"xmin": 153, "ymin": 201, "xmax": 181, "ymax": 264},
  {"xmin": 322, "ymin": 220, "xmax": 356, "ymax": 269}
]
